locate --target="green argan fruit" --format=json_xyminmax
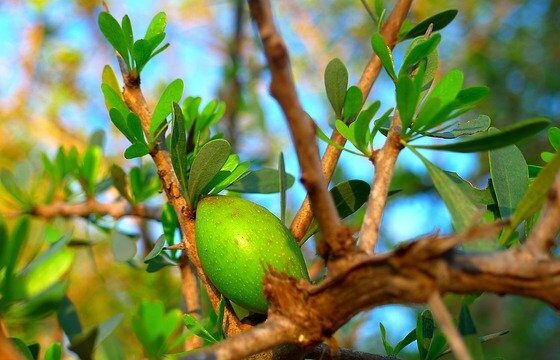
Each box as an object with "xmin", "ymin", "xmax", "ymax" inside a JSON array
[{"xmin": 195, "ymin": 195, "xmax": 309, "ymax": 313}]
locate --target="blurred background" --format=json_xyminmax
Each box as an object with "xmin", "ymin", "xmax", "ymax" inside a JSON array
[{"xmin": 0, "ymin": 0, "xmax": 559, "ymax": 358}]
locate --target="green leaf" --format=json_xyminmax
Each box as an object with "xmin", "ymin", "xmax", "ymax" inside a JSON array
[
  {"xmin": 379, "ymin": 323, "xmax": 395, "ymax": 355},
  {"xmin": 371, "ymin": 32, "xmax": 396, "ymax": 81},
  {"xmin": 58, "ymin": 297, "xmax": 83, "ymax": 342},
  {"xmin": 0, "ymin": 169, "xmax": 31, "ymax": 207},
  {"xmin": 108, "ymin": 108, "xmax": 133, "ymax": 142},
  {"xmin": 413, "ymin": 69, "xmax": 463, "ymax": 132},
  {"xmin": 393, "ymin": 329, "xmax": 417, "ymax": 355},
  {"xmin": 400, "ymin": 34, "xmax": 441, "ymax": 76},
  {"xmin": 81, "ymin": 146, "xmax": 102, "ymax": 195},
  {"xmin": 416, "ymin": 310, "xmax": 435, "ymax": 359},
  {"xmin": 162, "ymin": 203, "xmax": 179, "ymax": 246},
  {"xmin": 44, "ymin": 342, "xmax": 62, "ymax": 360},
  {"xmin": 489, "ymin": 130, "xmax": 529, "ymax": 218},
  {"xmin": 144, "ymin": 235, "xmax": 166, "ymax": 263},
  {"xmin": 102, "ymin": 84, "xmax": 130, "ymax": 119},
  {"xmin": 188, "ymin": 139, "xmax": 231, "ymax": 205},
  {"xmin": 149, "ymin": 79, "xmax": 184, "ymax": 138},
  {"xmin": 335, "ymin": 119, "xmax": 356, "ymax": 146},
  {"xmin": 121, "ymin": 15, "xmax": 134, "ymax": 51},
  {"xmin": 414, "ymin": 117, "xmax": 550, "ymax": 152},
  {"xmin": 7, "ymin": 281, "xmax": 68, "ymax": 320},
  {"xmin": 458, "ymin": 302, "xmax": 484, "ymax": 359},
  {"xmin": 427, "ymin": 115, "xmax": 491, "ymax": 139},
  {"xmin": 402, "ymin": 9, "xmax": 458, "ymax": 40},
  {"xmin": 98, "ymin": 12, "xmax": 130, "ymax": 68},
  {"xmin": 132, "ymin": 39, "xmax": 151, "ymax": 73},
  {"xmin": 301, "ymin": 180, "xmax": 371, "ymax": 243},
  {"xmin": 227, "ymin": 168, "xmax": 295, "ymax": 194},
  {"xmin": 208, "ymin": 161, "xmax": 251, "ymax": 195},
  {"xmin": 324, "ymin": 58, "xmax": 349, "ymax": 118},
  {"xmin": 184, "ymin": 314, "xmax": 218, "ymax": 344},
  {"xmin": 101, "ymin": 65, "xmax": 121, "ymax": 95},
  {"xmin": 2, "ymin": 218, "xmax": 29, "ymax": 295},
  {"xmin": 124, "ymin": 142, "xmax": 150, "ymax": 159},
  {"xmin": 352, "ymin": 101, "xmax": 380, "ymax": 152},
  {"xmin": 10, "ymin": 338, "xmax": 34, "ymax": 360},
  {"xmin": 126, "ymin": 113, "xmax": 145, "ymax": 143},
  {"xmin": 110, "ymin": 165, "xmax": 132, "ymax": 203},
  {"xmin": 171, "ymin": 102, "xmax": 188, "ymax": 192},
  {"xmin": 111, "ymin": 232, "xmax": 137, "ymax": 262},
  {"xmin": 501, "ymin": 153, "xmax": 560, "ymax": 243},
  {"xmin": 145, "ymin": 12, "xmax": 167, "ymax": 40},
  {"xmin": 145, "ymin": 252, "xmax": 179, "ymax": 273},
  {"xmin": 548, "ymin": 127, "xmax": 560, "ymax": 150},
  {"xmin": 18, "ymin": 235, "xmax": 73, "ymax": 297},
  {"xmin": 342, "ymin": 86, "xmax": 363, "ymax": 122},
  {"xmin": 425, "ymin": 330, "xmax": 447, "ymax": 360},
  {"xmin": 411, "ymin": 147, "xmax": 479, "ymax": 231},
  {"xmin": 278, "ymin": 153, "xmax": 287, "ymax": 224},
  {"xmin": 396, "ymin": 74, "xmax": 418, "ymax": 131}
]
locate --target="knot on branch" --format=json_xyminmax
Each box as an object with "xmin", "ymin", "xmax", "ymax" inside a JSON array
[{"xmin": 264, "ymin": 270, "xmax": 324, "ymax": 345}]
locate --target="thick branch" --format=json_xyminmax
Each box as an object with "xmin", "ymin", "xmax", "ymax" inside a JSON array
[
  {"xmin": 122, "ymin": 79, "xmax": 245, "ymax": 335},
  {"xmin": 290, "ymin": 0, "xmax": 413, "ymax": 241},
  {"xmin": 248, "ymin": 0, "xmax": 350, "ymax": 258},
  {"xmin": 30, "ymin": 199, "xmax": 161, "ymax": 220},
  {"xmin": 357, "ymin": 112, "xmax": 403, "ymax": 253},
  {"xmin": 188, "ymin": 217, "xmax": 560, "ymax": 359},
  {"xmin": 523, "ymin": 173, "xmax": 560, "ymax": 255}
]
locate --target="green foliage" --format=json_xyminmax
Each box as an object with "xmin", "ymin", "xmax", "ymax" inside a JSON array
[
  {"xmin": 302, "ymin": 179, "xmax": 374, "ymax": 243},
  {"xmin": 414, "ymin": 117, "xmax": 550, "ymax": 152},
  {"xmin": 371, "ymin": 32, "xmax": 396, "ymax": 81},
  {"xmin": 400, "ymin": 9, "xmax": 459, "ymax": 40},
  {"xmin": 150, "ymin": 79, "xmax": 184, "ymax": 139},
  {"xmin": 324, "ymin": 58, "xmax": 349, "ymax": 118},
  {"xmin": 98, "ymin": 12, "xmax": 169, "ymax": 74},
  {"xmin": 131, "ymin": 301, "xmax": 186, "ymax": 359},
  {"xmin": 226, "ymin": 168, "xmax": 295, "ymax": 193}
]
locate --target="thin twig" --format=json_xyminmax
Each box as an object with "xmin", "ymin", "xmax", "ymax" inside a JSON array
[
  {"xmin": 30, "ymin": 199, "xmax": 161, "ymax": 220},
  {"xmin": 357, "ymin": 112, "xmax": 402, "ymax": 253},
  {"xmin": 290, "ymin": 0, "xmax": 413, "ymax": 241},
  {"xmin": 523, "ymin": 173, "xmax": 560, "ymax": 256},
  {"xmin": 247, "ymin": 0, "xmax": 351, "ymax": 258},
  {"xmin": 427, "ymin": 292, "xmax": 471, "ymax": 360}
]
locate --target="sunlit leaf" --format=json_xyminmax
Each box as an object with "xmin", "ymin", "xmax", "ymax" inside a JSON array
[
  {"xmin": 98, "ymin": 12, "xmax": 130, "ymax": 68},
  {"xmin": 124, "ymin": 142, "xmax": 150, "ymax": 159},
  {"xmin": 371, "ymin": 32, "xmax": 396, "ymax": 81},
  {"xmin": 342, "ymin": 86, "xmax": 363, "ymax": 122},
  {"xmin": 145, "ymin": 12, "xmax": 167, "ymax": 40},
  {"xmin": 171, "ymin": 102, "xmax": 188, "ymax": 192},
  {"xmin": 149, "ymin": 79, "xmax": 184, "ymax": 138}
]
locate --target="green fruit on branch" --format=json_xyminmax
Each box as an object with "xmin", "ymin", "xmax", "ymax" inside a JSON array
[{"xmin": 195, "ymin": 195, "xmax": 309, "ymax": 313}]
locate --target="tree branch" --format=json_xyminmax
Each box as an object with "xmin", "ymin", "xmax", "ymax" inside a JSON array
[
  {"xmin": 290, "ymin": 0, "xmax": 413, "ymax": 241},
  {"xmin": 186, "ymin": 213, "xmax": 560, "ymax": 359},
  {"xmin": 247, "ymin": 0, "xmax": 351, "ymax": 258},
  {"xmin": 121, "ymin": 77, "xmax": 245, "ymax": 335},
  {"xmin": 357, "ymin": 112, "xmax": 403, "ymax": 253},
  {"xmin": 30, "ymin": 199, "xmax": 161, "ymax": 220},
  {"xmin": 427, "ymin": 292, "xmax": 471, "ymax": 360}
]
